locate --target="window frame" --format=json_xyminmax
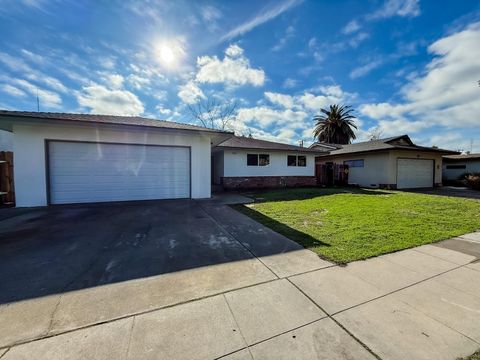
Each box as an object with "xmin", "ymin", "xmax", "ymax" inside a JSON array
[
  {"xmin": 287, "ymin": 155, "xmax": 307, "ymax": 167},
  {"xmin": 247, "ymin": 153, "xmax": 270, "ymax": 167},
  {"xmin": 297, "ymin": 155, "xmax": 307, "ymax": 167},
  {"xmin": 344, "ymin": 159, "xmax": 364, "ymax": 168},
  {"xmin": 446, "ymin": 164, "xmax": 466, "ymax": 170},
  {"xmin": 287, "ymin": 155, "xmax": 297, "ymax": 167}
]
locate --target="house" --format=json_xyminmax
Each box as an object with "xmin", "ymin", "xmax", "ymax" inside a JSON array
[
  {"xmin": 443, "ymin": 153, "xmax": 480, "ymax": 182},
  {"xmin": 212, "ymin": 136, "xmax": 324, "ymax": 189},
  {"xmin": 312, "ymin": 135, "xmax": 459, "ymax": 189},
  {"xmin": 0, "ymin": 110, "xmax": 232, "ymax": 207}
]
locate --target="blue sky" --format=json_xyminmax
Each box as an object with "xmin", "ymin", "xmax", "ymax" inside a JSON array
[{"xmin": 1, "ymin": 0, "xmax": 479, "ymax": 151}]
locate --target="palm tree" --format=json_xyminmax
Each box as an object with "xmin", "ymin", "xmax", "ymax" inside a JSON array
[{"xmin": 313, "ymin": 104, "xmax": 357, "ymax": 144}]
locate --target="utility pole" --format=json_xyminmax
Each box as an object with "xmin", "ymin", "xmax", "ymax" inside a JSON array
[{"xmin": 36, "ymin": 88, "xmax": 40, "ymax": 112}]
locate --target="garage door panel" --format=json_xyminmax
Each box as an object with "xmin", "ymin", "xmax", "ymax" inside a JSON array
[
  {"xmin": 48, "ymin": 142, "xmax": 190, "ymax": 204},
  {"xmin": 397, "ymin": 159, "xmax": 434, "ymax": 189}
]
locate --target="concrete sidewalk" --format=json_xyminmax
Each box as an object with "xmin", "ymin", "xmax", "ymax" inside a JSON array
[{"xmin": 0, "ymin": 204, "xmax": 479, "ymax": 359}]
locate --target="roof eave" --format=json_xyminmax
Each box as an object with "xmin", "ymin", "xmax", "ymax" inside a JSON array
[
  {"xmin": 214, "ymin": 145, "xmax": 324, "ymax": 154},
  {"xmin": 0, "ymin": 115, "xmax": 234, "ymax": 138}
]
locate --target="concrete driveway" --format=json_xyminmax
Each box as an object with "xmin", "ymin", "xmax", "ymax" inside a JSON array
[{"xmin": 0, "ymin": 198, "xmax": 479, "ymax": 359}]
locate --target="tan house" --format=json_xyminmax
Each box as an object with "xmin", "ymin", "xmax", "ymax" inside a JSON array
[{"xmin": 311, "ymin": 135, "xmax": 458, "ymax": 189}]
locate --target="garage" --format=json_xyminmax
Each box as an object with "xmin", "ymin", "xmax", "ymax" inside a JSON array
[
  {"xmin": 397, "ymin": 158, "xmax": 434, "ymax": 189},
  {"xmin": 48, "ymin": 141, "xmax": 190, "ymax": 204}
]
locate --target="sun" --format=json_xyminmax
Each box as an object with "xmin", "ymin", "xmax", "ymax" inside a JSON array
[
  {"xmin": 154, "ymin": 39, "xmax": 185, "ymax": 68},
  {"xmin": 159, "ymin": 45, "xmax": 175, "ymax": 64}
]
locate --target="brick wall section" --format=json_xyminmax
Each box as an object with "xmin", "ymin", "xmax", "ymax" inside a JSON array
[{"xmin": 221, "ymin": 176, "xmax": 317, "ymax": 190}]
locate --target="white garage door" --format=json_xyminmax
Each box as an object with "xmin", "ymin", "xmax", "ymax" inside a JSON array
[
  {"xmin": 397, "ymin": 158, "xmax": 434, "ymax": 189},
  {"xmin": 48, "ymin": 141, "xmax": 190, "ymax": 204}
]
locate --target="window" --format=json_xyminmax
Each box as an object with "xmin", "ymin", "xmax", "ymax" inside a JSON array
[
  {"xmin": 446, "ymin": 164, "xmax": 466, "ymax": 169},
  {"xmin": 344, "ymin": 159, "xmax": 364, "ymax": 168},
  {"xmin": 247, "ymin": 154, "xmax": 269, "ymax": 166},
  {"xmin": 247, "ymin": 154, "xmax": 258, "ymax": 166},
  {"xmin": 298, "ymin": 156, "xmax": 306, "ymax": 167},
  {"xmin": 259, "ymin": 154, "xmax": 270, "ymax": 166},
  {"xmin": 287, "ymin": 155, "xmax": 307, "ymax": 167},
  {"xmin": 287, "ymin": 155, "xmax": 297, "ymax": 166}
]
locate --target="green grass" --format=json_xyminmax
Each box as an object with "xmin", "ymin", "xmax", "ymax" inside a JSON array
[{"xmin": 235, "ymin": 187, "xmax": 480, "ymax": 264}]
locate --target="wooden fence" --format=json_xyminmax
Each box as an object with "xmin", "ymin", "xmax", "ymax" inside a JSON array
[
  {"xmin": 315, "ymin": 163, "xmax": 349, "ymax": 186},
  {"xmin": 0, "ymin": 151, "xmax": 14, "ymax": 205}
]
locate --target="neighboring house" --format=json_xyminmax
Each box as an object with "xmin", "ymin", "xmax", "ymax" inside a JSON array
[
  {"xmin": 312, "ymin": 135, "xmax": 458, "ymax": 189},
  {"xmin": 443, "ymin": 154, "xmax": 480, "ymax": 181},
  {"xmin": 212, "ymin": 136, "xmax": 324, "ymax": 189},
  {"xmin": 0, "ymin": 110, "xmax": 231, "ymax": 207}
]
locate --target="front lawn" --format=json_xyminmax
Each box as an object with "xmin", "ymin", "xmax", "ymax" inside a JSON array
[{"xmin": 235, "ymin": 187, "xmax": 480, "ymax": 264}]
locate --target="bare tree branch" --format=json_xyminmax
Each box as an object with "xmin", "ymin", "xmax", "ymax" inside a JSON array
[{"xmin": 187, "ymin": 96, "xmax": 238, "ymax": 131}]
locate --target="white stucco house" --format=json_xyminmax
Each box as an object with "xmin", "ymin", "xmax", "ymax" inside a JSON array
[
  {"xmin": 212, "ymin": 136, "xmax": 324, "ymax": 189},
  {"xmin": 443, "ymin": 154, "xmax": 480, "ymax": 181},
  {"xmin": 312, "ymin": 135, "xmax": 458, "ymax": 189},
  {"xmin": 0, "ymin": 110, "xmax": 232, "ymax": 207}
]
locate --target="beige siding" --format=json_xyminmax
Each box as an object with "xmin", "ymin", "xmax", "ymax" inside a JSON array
[
  {"xmin": 388, "ymin": 150, "xmax": 443, "ymax": 185},
  {"xmin": 317, "ymin": 150, "xmax": 444, "ymax": 187},
  {"xmin": 317, "ymin": 152, "xmax": 390, "ymax": 187}
]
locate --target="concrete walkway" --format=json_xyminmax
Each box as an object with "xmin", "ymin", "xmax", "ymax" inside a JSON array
[{"xmin": 0, "ymin": 203, "xmax": 479, "ymax": 359}]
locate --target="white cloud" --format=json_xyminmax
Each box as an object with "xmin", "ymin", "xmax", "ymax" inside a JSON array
[
  {"xmin": 201, "ymin": 5, "xmax": 222, "ymax": 22},
  {"xmin": 200, "ymin": 4, "xmax": 222, "ymax": 32},
  {"xmin": 127, "ymin": 74, "xmax": 150, "ymax": 90},
  {"xmin": 272, "ymin": 25, "xmax": 295, "ymax": 52},
  {"xmin": 359, "ymin": 22, "xmax": 480, "ymax": 134},
  {"xmin": 283, "ymin": 78, "xmax": 298, "ymax": 88},
  {"xmin": 20, "ymin": 49, "xmax": 45, "ymax": 64},
  {"xmin": 99, "ymin": 57, "xmax": 116, "ymax": 69},
  {"xmin": 234, "ymin": 84, "xmax": 357, "ymax": 143},
  {"xmin": 12, "ymin": 78, "xmax": 62, "ymax": 108},
  {"xmin": 342, "ymin": 20, "xmax": 361, "ymax": 34},
  {"xmin": 224, "ymin": 44, "xmax": 243, "ymax": 57},
  {"xmin": 1, "ymin": 84, "xmax": 27, "ymax": 97},
  {"xmin": 77, "ymin": 84, "xmax": 144, "ymax": 115},
  {"xmin": 350, "ymin": 59, "xmax": 383, "ymax": 79},
  {"xmin": 236, "ymin": 106, "xmax": 308, "ymax": 127},
  {"xmin": 99, "ymin": 73, "xmax": 124, "ymax": 90},
  {"xmin": 220, "ymin": 0, "xmax": 302, "ymax": 41},
  {"xmin": 264, "ymin": 91, "xmax": 295, "ymax": 109},
  {"xmin": 348, "ymin": 32, "xmax": 370, "ymax": 48},
  {"xmin": 155, "ymin": 105, "xmax": 172, "ymax": 116},
  {"xmin": 196, "ymin": 45, "xmax": 265, "ymax": 87},
  {"xmin": 177, "ymin": 80, "xmax": 205, "ymax": 104},
  {"xmin": 367, "ymin": 0, "xmax": 420, "ymax": 20}
]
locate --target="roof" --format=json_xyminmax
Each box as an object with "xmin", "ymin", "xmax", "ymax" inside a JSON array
[
  {"xmin": 0, "ymin": 110, "xmax": 232, "ymax": 135},
  {"xmin": 216, "ymin": 136, "xmax": 323, "ymax": 153},
  {"xmin": 316, "ymin": 135, "xmax": 459, "ymax": 157},
  {"xmin": 443, "ymin": 153, "xmax": 480, "ymax": 161},
  {"xmin": 309, "ymin": 142, "xmax": 343, "ymax": 152}
]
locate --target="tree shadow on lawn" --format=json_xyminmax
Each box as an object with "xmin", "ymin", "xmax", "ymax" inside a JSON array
[
  {"xmin": 243, "ymin": 186, "xmax": 394, "ymax": 203},
  {"xmin": 232, "ymin": 203, "xmax": 331, "ymax": 253}
]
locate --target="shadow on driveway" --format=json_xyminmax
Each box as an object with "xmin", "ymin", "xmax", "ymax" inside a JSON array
[{"xmin": 0, "ymin": 199, "xmax": 316, "ymax": 305}]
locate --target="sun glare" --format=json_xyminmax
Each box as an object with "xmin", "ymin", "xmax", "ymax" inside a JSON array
[
  {"xmin": 154, "ymin": 39, "xmax": 185, "ymax": 68},
  {"xmin": 159, "ymin": 45, "xmax": 175, "ymax": 64}
]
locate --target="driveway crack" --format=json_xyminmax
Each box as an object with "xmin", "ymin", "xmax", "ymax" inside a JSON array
[{"xmin": 124, "ymin": 316, "xmax": 136, "ymax": 360}]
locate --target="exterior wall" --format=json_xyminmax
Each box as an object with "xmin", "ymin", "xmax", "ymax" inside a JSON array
[
  {"xmin": 317, "ymin": 152, "xmax": 390, "ymax": 187},
  {"xmin": 443, "ymin": 159, "xmax": 480, "ymax": 181},
  {"xmin": 222, "ymin": 150, "xmax": 316, "ymax": 177},
  {"xmin": 212, "ymin": 151, "xmax": 224, "ymax": 185},
  {"xmin": 316, "ymin": 150, "xmax": 444, "ymax": 188},
  {"xmin": 222, "ymin": 176, "xmax": 316, "ymax": 190},
  {"xmin": 13, "ymin": 122, "xmax": 213, "ymax": 207}
]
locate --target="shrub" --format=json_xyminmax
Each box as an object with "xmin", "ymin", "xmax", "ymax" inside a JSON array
[{"xmin": 466, "ymin": 173, "xmax": 480, "ymax": 190}]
